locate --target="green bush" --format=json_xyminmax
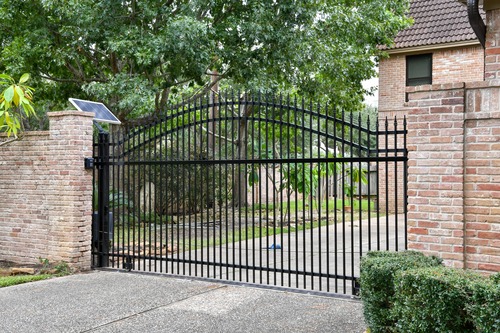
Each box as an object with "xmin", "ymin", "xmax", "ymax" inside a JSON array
[
  {"xmin": 393, "ymin": 266, "xmax": 483, "ymax": 333},
  {"xmin": 468, "ymin": 274, "xmax": 500, "ymax": 333},
  {"xmin": 359, "ymin": 251, "xmax": 442, "ymax": 333},
  {"xmin": 491, "ymin": 272, "xmax": 500, "ymax": 284}
]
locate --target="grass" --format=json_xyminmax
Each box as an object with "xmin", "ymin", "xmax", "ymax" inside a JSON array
[
  {"xmin": 0, "ymin": 260, "xmax": 72, "ymax": 288},
  {"xmin": 0, "ymin": 274, "xmax": 53, "ymax": 288},
  {"xmin": 248, "ymin": 198, "xmax": 375, "ymax": 214},
  {"xmin": 114, "ymin": 215, "xmax": 334, "ymax": 252}
]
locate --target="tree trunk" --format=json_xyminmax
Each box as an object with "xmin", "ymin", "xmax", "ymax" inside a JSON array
[
  {"xmin": 208, "ymin": 70, "xmax": 219, "ymax": 156},
  {"xmin": 232, "ymin": 101, "xmax": 253, "ymax": 207}
]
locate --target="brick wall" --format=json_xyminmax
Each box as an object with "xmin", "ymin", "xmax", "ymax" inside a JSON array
[
  {"xmin": 376, "ymin": 117, "xmax": 407, "ymax": 214},
  {"xmin": 378, "ymin": 45, "xmax": 484, "ymax": 214},
  {"xmin": 379, "ymin": 45, "xmax": 485, "ymax": 116},
  {"xmin": 485, "ymin": 8, "xmax": 500, "ymax": 80},
  {"xmin": 406, "ymin": 82, "xmax": 500, "ymax": 273},
  {"xmin": 0, "ymin": 111, "xmax": 94, "ymax": 270},
  {"xmin": 433, "ymin": 46, "xmax": 485, "ymax": 84},
  {"xmin": 379, "ymin": 54, "xmax": 407, "ymax": 117}
]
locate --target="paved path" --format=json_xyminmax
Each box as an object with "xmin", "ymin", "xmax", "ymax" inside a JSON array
[
  {"xmin": 132, "ymin": 214, "xmax": 406, "ymax": 295},
  {"xmin": 0, "ymin": 270, "xmax": 366, "ymax": 333}
]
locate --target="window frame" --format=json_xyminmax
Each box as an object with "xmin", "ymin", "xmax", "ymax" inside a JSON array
[{"xmin": 406, "ymin": 53, "xmax": 433, "ymax": 87}]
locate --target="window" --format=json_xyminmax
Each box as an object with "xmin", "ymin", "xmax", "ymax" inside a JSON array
[{"xmin": 406, "ymin": 54, "xmax": 432, "ymax": 86}]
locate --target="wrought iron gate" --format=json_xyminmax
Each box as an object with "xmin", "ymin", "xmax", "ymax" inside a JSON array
[{"xmin": 92, "ymin": 93, "xmax": 407, "ymax": 296}]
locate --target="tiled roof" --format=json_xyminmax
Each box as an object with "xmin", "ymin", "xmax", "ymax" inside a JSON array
[{"xmin": 387, "ymin": 0, "xmax": 482, "ymax": 50}]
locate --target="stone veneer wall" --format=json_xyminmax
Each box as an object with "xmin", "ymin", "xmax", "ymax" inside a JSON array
[
  {"xmin": 406, "ymin": 82, "xmax": 500, "ymax": 273},
  {"xmin": 0, "ymin": 111, "xmax": 94, "ymax": 270}
]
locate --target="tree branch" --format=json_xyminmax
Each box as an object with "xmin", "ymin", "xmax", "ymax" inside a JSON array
[
  {"xmin": 200, "ymin": 125, "xmax": 236, "ymax": 144},
  {"xmin": 40, "ymin": 74, "xmax": 108, "ymax": 83},
  {"xmin": 168, "ymin": 73, "xmax": 227, "ymax": 109},
  {"xmin": 0, "ymin": 136, "xmax": 18, "ymax": 147}
]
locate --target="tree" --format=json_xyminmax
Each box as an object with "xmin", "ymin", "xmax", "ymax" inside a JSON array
[
  {"xmin": 0, "ymin": 73, "xmax": 35, "ymax": 145},
  {"xmin": 0, "ymin": 0, "xmax": 411, "ymax": 124}
]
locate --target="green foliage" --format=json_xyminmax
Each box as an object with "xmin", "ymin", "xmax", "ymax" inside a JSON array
[
  {"xmin": 123, "ymin": 129, "xmax": 231, "ymax": 215},
  {"xmin": 0, "ymin": 0, "xmax": 411, "ymax": 122},
  {"xmin": 467, "ymin": 275, "xmax": 500, "ymax": 333},
  {"xmin": 344, "ymin": 166, "xmax": 368, "ymax": 198},
  {"xmin": 38, "ymin": 257, "xmax": 72, "ymax": 276},
  {"xmin": 0, "ymin": 73, "xmax": 35, "ymax": 138},
  {"xmin": 349, "ymin": 105, "xmax": 378, "ymax": 150},
  {"xmin": 38, "ymin": 257, "xmax": 50, "ymax": 270},
  {"xmin": 53, "ymin": 261, "xmax": 71, "ymax": 276},
  {"xmin": 361, "ymin": 253, "xmax": 500, "ymax": 333},
  {"xmin": 0, "ymin": 274, "xmax": 52, "ymax": 288},
  {"xmin": 393, "ymin": 267, "xmax": 483, "ymax": 333},
  {"xmin": 359, "ymin": 251, "xmax": 443, "ymax": 333}
]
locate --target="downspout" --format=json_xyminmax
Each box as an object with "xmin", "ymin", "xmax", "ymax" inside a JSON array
[{"xmin": 467, "ymin": 0, "xmax": 486, "ymax": 48}]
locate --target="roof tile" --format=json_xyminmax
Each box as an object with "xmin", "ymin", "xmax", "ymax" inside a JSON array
[{"xmin": 386, "ymin": 0, "xmax": 483, "ymax": 50}]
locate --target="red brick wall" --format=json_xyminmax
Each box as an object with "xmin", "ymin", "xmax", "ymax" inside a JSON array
[
  {"xmin": 485, "ymin": 8, "xmax": 500, "ymax": 80},
  {"xmin": 378, "ymin": 45, "xmax": 484, "ymax": 214},
  {"xmin": 379, "ymin": 45, "xmax": 485, "ymax": 116},
  {"xmin": 379, "ymin": 54, "xmax": 407, "ymax": 117},
  {"xmin": 406, "ymin": 82, "xmax": 500, "ymax": 273},
  {"xmin": 376, "ymin": 118, "xmax": 407, "ymax": 214},
  {"xmin": 433, "ymin": 46, "xmax": 485, "ymax": 84},
  {"xmin": 0, "ymin": 111, "xmax": 94, "ymax": 270},
  {"xmin": 463, "ymin": 82, "xmax": 500, "ymax": 272}
]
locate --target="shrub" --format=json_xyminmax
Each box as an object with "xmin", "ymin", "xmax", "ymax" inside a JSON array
[
  {"xmin": 359, "ymin": 251, "xmax": 442, "ymax": 333},
  {"xmin": 491, "ymin": 272, "xmax": 500, "ymax": 284},
  {"xmin": 468, "ymin": 274, "xmax": 500, "ymax": 333},
  {"xmin": 393, "ymin": 266, "xmax": 483, "ymax": 333}
]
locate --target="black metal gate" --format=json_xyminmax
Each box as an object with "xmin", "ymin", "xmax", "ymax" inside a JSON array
[{"xmin": 92, "ymin": 92, "xmax": 407, "ymax": 296}]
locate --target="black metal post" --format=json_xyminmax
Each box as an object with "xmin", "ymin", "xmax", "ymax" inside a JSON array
[{"xmin": 97, "ymin": 131, "xmax": 110, "ymax": 267}]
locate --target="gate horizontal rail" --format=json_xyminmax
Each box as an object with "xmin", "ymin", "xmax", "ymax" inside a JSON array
[{"xmin": 96, "ymin": 156, "xmax": 407, "ymax": 167}]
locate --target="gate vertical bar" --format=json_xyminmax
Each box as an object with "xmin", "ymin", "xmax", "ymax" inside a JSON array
[
  {"xmin": 97, "ymin": 131, "xmax": 110, "ymax": 267},
  {"xmin": 403, "ymin": 116, "xmax": 408, "ymax": 250}
]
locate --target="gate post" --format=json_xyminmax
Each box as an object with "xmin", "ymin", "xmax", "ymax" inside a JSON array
[{"xmin": 96, "ymin": 131, "xmax": 110, "ymax": 267}]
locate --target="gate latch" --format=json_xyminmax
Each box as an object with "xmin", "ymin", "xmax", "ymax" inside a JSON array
[{"xmin": 84, "ymin": 157, "xmax": 95, "ymax": 169}]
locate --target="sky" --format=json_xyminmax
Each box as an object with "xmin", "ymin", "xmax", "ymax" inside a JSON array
[{"xmin": 362, "ymin": 76, "xmax": 379, "ymax": 107}]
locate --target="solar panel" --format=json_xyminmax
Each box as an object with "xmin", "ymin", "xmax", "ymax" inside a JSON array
[{"xmin": 69, "ymin": 98, "xmax": 121, "ymax": 125}]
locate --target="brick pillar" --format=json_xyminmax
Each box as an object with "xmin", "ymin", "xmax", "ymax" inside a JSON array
[
  {"xmin": 406, "ymin": 83, "xmax": 467, "ymax": 269},
  {"xmin": 485, "ymin": 2, "xmax": 500, "ymax": 80},
  {"xmin": 463, "ymin": 81, "xmax": 500, "ymax": 272},
  {"xmin": 46, "ymin": 111, "xmax": 94, "ymax": 270}
]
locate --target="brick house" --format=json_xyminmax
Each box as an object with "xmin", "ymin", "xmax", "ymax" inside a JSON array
[
  {"xmin": 377, "ymin": 0, "xmax": 485, "ymax": 214},
  {"xmin": 379, "ymin": 0, "xmax": 500, "ymax": 273},
  {"xmin": 378, "ymin": 0, "xmax": 485, "ymax": 120}
]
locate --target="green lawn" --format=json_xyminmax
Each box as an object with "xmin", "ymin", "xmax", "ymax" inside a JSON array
[
  {"xmin": 0, "ymin": 274, "xmax": 53, "ymax": 288},
  {"xmin": 247, "ymin": 197, "xmax": 375, "ymax": 214}
]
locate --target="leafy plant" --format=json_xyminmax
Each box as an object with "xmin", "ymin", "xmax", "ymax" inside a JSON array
[
  {"xmin": 359, "ymin": 251, "xmax": 443, "ymax": 333},
  {"xmin": 54, "ymin": 261, "xmax": 71, "ymax": 276},
  {"xmin": 393, "ymin": 267, "xmax": 481, "ymax": 333},
  {"xmin": 344, "ymin": 166, "xmax": 368, "ymax": 199},
  {"xmin": 0, "ymin": 73, "xmax": 36, "ymax": 140},
  {"xmin": 38, "ymin": 257, "xmax": 50, "ymax": 270},
  {"xmin": 467, "ymin": 274, "xmax": 500, "ymax": 333}
]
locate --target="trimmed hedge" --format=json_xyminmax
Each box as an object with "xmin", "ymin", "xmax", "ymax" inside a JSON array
[
  {"xmin": 393, "ymin": 266, "xmax": 482, "ymax": 332},
  {"xmin": 468, "ymin": 274, "xmax": 500, "ymax": 333},
  {"xmin": 360, "ymin": 252, "xmax": 500, "ymax": 333},
  {"xmin": 359, "ymin": 251, "xmax": 442, "ymax": 333}
]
